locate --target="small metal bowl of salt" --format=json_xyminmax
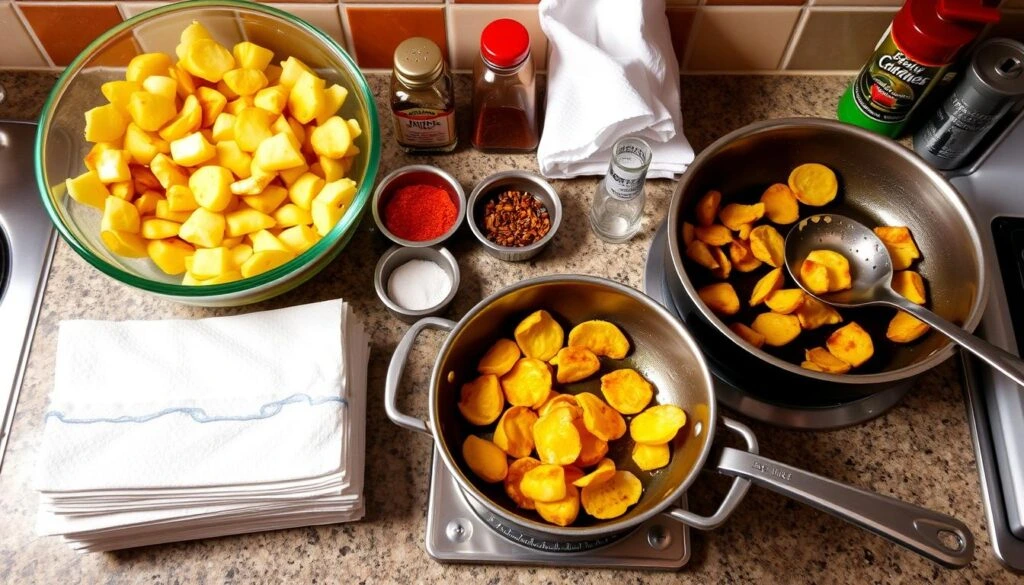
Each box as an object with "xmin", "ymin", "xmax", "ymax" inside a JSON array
[{"xmin": 374, "ymin": 245, "xmax": 460, "ymax": 323}]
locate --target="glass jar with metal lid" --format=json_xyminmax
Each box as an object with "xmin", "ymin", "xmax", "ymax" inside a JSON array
[{"xmin": 390, "ymin": 37, "xmax": 457, "ymax": 153}]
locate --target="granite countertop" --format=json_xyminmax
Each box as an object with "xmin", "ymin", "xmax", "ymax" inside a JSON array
[{"xmin": 0, "ymin": 70, "xmax": 1010, "ymax": 584}]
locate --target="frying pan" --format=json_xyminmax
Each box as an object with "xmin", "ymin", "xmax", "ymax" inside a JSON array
[{"xmin": 386, "ymin": 275, "xmax": 974, "ymax": 567}]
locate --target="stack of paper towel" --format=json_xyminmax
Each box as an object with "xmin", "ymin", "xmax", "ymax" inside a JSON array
[{"xmin": 33, "ymin": 300, "xmax": 368, "ymax": 552}]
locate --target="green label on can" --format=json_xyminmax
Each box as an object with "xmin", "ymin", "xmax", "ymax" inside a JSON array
[{"xmin": 851, "ymin": 35, "xmax": 944, "ymax": 124}]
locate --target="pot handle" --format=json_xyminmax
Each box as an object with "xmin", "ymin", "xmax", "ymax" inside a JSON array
[
  {"xmin": 663, "ymin": 416, "xmax": 758, "ymax": 530},
  {"xmin": 384, "ymin": 316, "xmax": 456, "ymax": 436},
  {"xmin": 715, "ymin": 440, "xmax": 974, "ymax": 568}
]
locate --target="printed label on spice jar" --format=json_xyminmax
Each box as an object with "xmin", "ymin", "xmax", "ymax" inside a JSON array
[
  {"xmin": 606, "ymin": 146, "xmax": 650, "ymax": 200},
  {"xmin": 394, "ymin": 108, "xmax": 456, "ymax": 147},
  {"xmin": 851, "ymin": 35, "xmax": 944, "ymax": 124}
]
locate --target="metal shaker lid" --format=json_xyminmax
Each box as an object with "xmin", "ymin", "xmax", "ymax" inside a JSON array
[
  {"xmin": 972, "ymin": 38, "xmax": 1024, "ymax": 98},
  {"xmin": 394, "ymin": 37, "xmax": 444, "ymax": 86}
]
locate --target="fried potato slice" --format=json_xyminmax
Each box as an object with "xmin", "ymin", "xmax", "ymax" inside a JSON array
[
  {"xmin": 729, "ymin": 239, "xmax": 763, "ymax": 273},
  {"xmin": 462, "ymin": 435, "xmax": 508, "ymax": 483},
  {"xmin": 575, "ymin": 392, "xmax": 627, "ymax": 441},
  {"xmin": 457, "ymin": 374, "xmax": 505, "ymax": 426},
  {"xmin": 581, "ymin": 470, "xmax": 643, "ymax": 520},
  {"xmin": 709, "ymin": 246, "xmax": 732, "ymax": 280},
  {"xmin": 682, "ymin": 221, "xmax": 695, "ymax": 246},
  {"xmin": 501, "ymin": 358, "xmax": 553, "ymax": 407},
  {"xmin": 737, "ymin": 223, "xmax": 754, "ymax": 240},
  {"xmin": 794, "ymin": 296, "xmax": 843, "ymax": 330},
  {"xmin": 805, "ymin": 250, "xmax": 852, "ymax": 292},
  {"xmin": 698, "ymin": 282, "xmax": 741, "ymax": 316},
  {"xmin": 719, "ymin": 202, "xmax": 765, "ymax": 231},
  {"xmin": 536, "ymin": 482, "xmax": 580, "ymax": 527},
  {"xmin": 534, "ymin": 408, "xmax": 582, "ymax": 465},
  {"xmin": 800, "ymin": 360, "xmax": 824, "ymax": 372},
  {"xmin": 630, "ymin": 404, "xmax": 687, "ymax": 445},
  {"xmin": 520, "ymin": 464, "xmax": 566, "ymax": 503},
  {"xmin": 573, "ymin": 419, "xmax": 609, "ymax": 468},
  {"xmin": 750, "ymin": 267, "xmax": 784, "ymax": 306},
  {"xmin": 765, "ymin": 289, "xmax": 805, "ymax": 314},
  {"xmin": 478, "ymin": 338, "xmax": 521, "ymax": 376},
  {"xmin": 573, "ymin": 458, "xmax": 616, "ymax": 488},
  {"xmin": 826, "ymin": 322, "xmax": 874, "ymax": 367},
  {"xmin": 760, "ymin": 183, "xmax": 800, "ymax": 224},
  {"xmin": 887, "ymin": 310, "xmax": 930, "ymax": 343},
  {"xmin": 694, "ymin": 224, "xmax": 733, "ymax": 246},
  {"xmin": 799, "ymin": 259, "xmax": 830, "ymax": 294},
  {"xmin": 550, "ymin": 346, "xmax": 601, "ymax": 384},
  {"xmin": 505, "ymin": 457, "xmax": 541, "ymax": 510},
  {"xmin": 788, "ymin": 163, "xmax": 838, "ymax": 206},
  {"xmin": 493, "ymin": 406, "xmax": 539, "ymax": 458},
  {"xmin": 633, "ymin": 443, "xmax": 670, "ymax": 471},
  {"xmin": 686, "ymin": 240, "xmax": 720, "ymax": 271},
  {"xmin": 567, "ymin": 320, "xmax": 630, "ymax": 359},
  {"xmin": 538, "ymin": 394, "xmax": 582, "ymax": 419},
  {"xmin": 514, "ymin": 310, "xmax": 565, "ymax": 361},
  {"xmin": 600, "ymin": 369, "xmax": 654, "ymax": 415},
  {"xmin": 892, "ymin": 270, "xmax": 926, "ymax": 305},
  {"xmin": 729, "ymin": 322, "xmax": 766, "ymax": 349},
  {"xmin": 751, "ymin": 312, "xmax": 802, "ymax": 347},
  {"xmin": 749, "ymin": 225, "xmax": 785, "ymax": 267},
  {"xmin": 875, "ymin": 226, "xmax": 921, "ymax": 270},
  {"xmin": 804, "ymin": 346, "xmax": 851, "ymax": 374},
  {"xmin": 696, "ymin": 190, "xmax": 721, "ymax": 226}
]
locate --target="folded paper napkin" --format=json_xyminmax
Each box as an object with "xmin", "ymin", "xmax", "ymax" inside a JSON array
[
  {"xmin": 536, "ymin": 0, "xmax": 695, "ymax": 179},
  {"xmin": 34, "ymin": 300, "xmax": 368, "ymax": 552}
]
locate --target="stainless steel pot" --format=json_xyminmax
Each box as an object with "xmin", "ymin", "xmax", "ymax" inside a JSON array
[
  {"xmin": 666, "ymin": 118, "xmax": 988, "ymax": 406},
  {"xmin": 386, "ymin": 275, "xmax": 975, "ymax": 567}
]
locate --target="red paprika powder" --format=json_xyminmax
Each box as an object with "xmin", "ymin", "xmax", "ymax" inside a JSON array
[{"xmin": 383, "ymin": 184, "xmax": 457, "ymax": 241}]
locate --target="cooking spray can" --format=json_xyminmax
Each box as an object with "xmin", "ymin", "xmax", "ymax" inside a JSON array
[{"xmin": 914, "ymin": 38, "xmax": 1024, "ymax": 170}]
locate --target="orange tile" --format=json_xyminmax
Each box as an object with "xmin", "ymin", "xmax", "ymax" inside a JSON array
[
  {"xmin": 707, "ymin": 0, "xmax": 804, "ymax": 5},
  {"xmin": 666, "ymin": 8, "xmax": 696, "ymax": 66},
  {"xmin": 345, "ymin": 5, "xmax": 447, "ymax": 69},
  {"xmin": 452, "ymin": 0, "xmax": 539, "ymax": 3},
  {"xmin": 20, "ymin": 3, "xmax": 135, "ymax": 67}
]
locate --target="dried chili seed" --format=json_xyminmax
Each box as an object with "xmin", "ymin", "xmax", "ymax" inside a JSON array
[{"xmin": 482, "ymin": 190, "xmax": 551, "ymax": 247}]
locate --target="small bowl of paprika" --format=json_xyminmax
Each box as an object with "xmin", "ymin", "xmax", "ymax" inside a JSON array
[{"xmin": 372, "ymin": 165, "xmax": 466, "ymax": 247}]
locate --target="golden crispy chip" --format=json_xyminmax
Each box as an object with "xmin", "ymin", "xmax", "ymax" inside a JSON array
[
  {"xmin": 751, "ymin": 312, "xmax": 802, "ymax": 347},
  {"xmin": 686, "ymin": 240, "xmax": 720, "ymax": 271},
  {"xmin": 698, "ymin": 282, "xmax": 741, "ymax": 316},
  {"xmin": 493, "ymin": 406, "xmax": 539, "ymax": 458},
  {"xmin": 765, "ymin": 289, "xmax": 805, "ymax": 314},
  {"xmin": 804, "ymin": 346, "xmax": 851, "ymax": 374},
  {"xmin": 575, "ymin": 392, "xmax": 627, "ymax": 441},
  {"xmin": 749, "ymin": 225, "xmax": 785, "ymax": 268},
  {"xmin": 567, "ymin": 320, "xmax": 630, "ymax": 359},
  {"xmin": 892, "ymin": 271, "xmax": 926, "ymax": 305},
  {"xmin": 563, "ymin": 465, "xmax": 585, "ymax": 485},
  {"xmin": 457, "ymin": 374, "xmax": 504, "ymax": 426},
  {"xmin": 533, "ymin": 408, "xmax": 582, "ymax": 465},
  {"xmin": 630, "ymin": 404, "xmax": 687, "ymax": 445},
  {"xmin": 805, "ymin": 250, "xmax": 851, "ymax": 292},
  {"xmin": 719, "ymin": 202, "xmax": 765, "ymax": 231},
  {"xmin": 788, "ymin": 163, "xmax": 838, "ymax": 206},
  {"xmin": 536, "ymin": 483, "xmax": 580, "ymax": 527},
  {"xmin": 505, "ymin": 456, "xmax": 541, "ymax": 510},
  {"xmin": 738, "ymin": 223, "xmax": 754, "ymax": 240},
  {"xmin": 710, "ymin": 246, "xmax": 732, "ymax": 280},
  {"xmin": 462, "ymin": 435, "xmax": 508, "ymax": 483},
  {"xmin": 827, "ymin": 322, "xmax": 874, "ymax": 367},
  {"xmin": 694, "ymin": 224, "xmax": 733, "ymax": 247},
  {"xmin": 573, "ymin": 458, "xmax": 616, "ymax": 488},
  {"xmin": 729, "ymin": 239, "xmax": 763, "ymax": 273},
  {"xmin": 632, "ymin": 443, "xmax": 670, "ymax": 471},
  {"xmin": 696, "ymin": 190, "xmax": 721, "ymax": 227},
  {"xmin": 538, "ymin": 393, "xmax": 582, "ymax": 419},
  {"xmin": 801, "ymin": 360, "xmax": 824, "ymax": 372},
  {"xmin": 581, "ymin": 470, "xmax": 642, "ymax": 520},
  {"xmin": 520, "ymin": 464, "xmax": 567, "ymax": 503},
  {"xmin": 477, "ymin": 338, "xmax": 521, "ymax": 376},
  {"xmin": 750, "ymin": 267, "xmax": 784, "ymax": 306},
  {"xmin": 549, "ymin": 346, "xmax": 601, "ymax": 384},
  {"xmin": 794, "ymin": 296, "xmax": 843, "ymax": 330},
  {"xmin": 573, "ymin": 418, "xmax": 609, "ymax": 467},
  {"xmin": 799, "ymin": 259, "xmax": 830, "ymax": 294},
  {"xmin": 501, "ymin": 357, "xmax": 553, "ymax": 407},
  {"xmin": 887, "ymin": 310, "xmax": 930, "ymax": 343},
  {"xmin": 600, "ymin": 369, "xmax": 654, "ymax": 415},
  {"xmin": 760, "ymin": 183, "xmax": 800, "ymax": 225},
  {"xmin": 514, "ymin": 310, "xmax": 565, "ymax": 361},
  {"xmin": 682, "ymin": 221, "xmax": 695, "ymax": 246},
  {"xmin": 729, "ymin": 322, "xmax": 766, "ymax": 349},
  {"xmin": 875, "ymin": 226, "xmax": 921, "ymax": 270}
]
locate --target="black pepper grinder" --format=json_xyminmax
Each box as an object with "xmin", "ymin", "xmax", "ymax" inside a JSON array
[{"xmin": 471, "ymin": 19, "xmax": 540, "ymax": 152}]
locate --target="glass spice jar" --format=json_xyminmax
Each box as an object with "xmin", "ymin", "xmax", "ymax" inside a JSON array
[
  {"xmin": 390, "ymin": 37, "xmax": 457, "ymax": 153},
  {"xmin": 471, "ymin": 19, "xmax": 540, "ymax": 152}
]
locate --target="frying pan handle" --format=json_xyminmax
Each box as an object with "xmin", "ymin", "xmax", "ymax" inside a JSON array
[
  {"xmin": 664, "ymin": 416, "xmax": 758, "ymax": 530},
  {"xmin": 715, "ymin": 441, "xmax": 975, "ymax": 568},
  {"xmin": 384, "ymin": 316, "xmax": 456, "ymax": 436}
]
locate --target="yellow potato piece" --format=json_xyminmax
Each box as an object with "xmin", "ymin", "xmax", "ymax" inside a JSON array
[
  {"xmin": 200, "ymin": 88, "xmax": 229, "ymax": 129},
  {"xmin": 462, "ymin": 435, "xmax": 508, "ymax": 484},
  {"xmin": 101, "ymin": 196, "xmax": 140, "ymax": 233},
  {"xmin": 66, "ymin": 170, "xmax": 110, "ymax": 210},
  {"xmin": 140, "ymin": 218, "xmax": 180, "ymax": 240},
  {"xmin": 581, "ymin": 470, "xmax": 642, "ymax": 520},
  {"xmin": 826, "ymin": 322, "xmax": 874, "ymax": 367},
  {"xmin": 874, "ymin": 226, "xmax": 921, "ymax": 270},
  {"xmin": 147, "ymin": 238, "xmax": 194, "ymax": 275},
  {"xmin": 686, "ymin": 240, "xmax": 720, "ymax": 271},
  {"xmin": 500, "ymin": 358, "xmax": 553, "ymax": 407},
  {"xmin": 538, "ymin": 394, "xmax": 582, "ymax": 419},
  {"xmin": 572, "ymin": 418, "xmax": 608, "ymax": 468},
  {"xmin": 84, "ymin": 104, "xmax": 128, "ymax": 143},
  {"xmin": 514, "ymin": 310, "xmax": 564, "ymax": 361},
  {"xmin": 222, "ymin": 68, "xmax": 268, "ymax": 97},
  {"xmin": 311, "ymin": 116, "xmax": 353, "ymax": 159},
  {"xmin": 751, "ymin": 312, "xmax": 802, "ymax": 347},
  {"xmin": 794, "ymin": 296, "xmax": 844, "ymax": 330},
  {"xmin": 505, "ymin": 457, "xmax": 541, "ymax": 510},
  {"xmin": 533, "ymin": 408, "xmax": 582, "ymax": 465},
  {"xmin": 573, "ymin": 458, "xmax": 616, "ymax": 488},
  {"xmin": 694, "ymin": 224, "xmax": 733, "ymax": 247},
  {"xmin": 457, "ymin": 374, "xmax": 504, "ymax": 426},
  {"xmin": 800, "ymin": 360, "xmax": 824, "ymax": 372},
  {"xmin": 493, "ymin": 406, "xmax": 538, "ymax": 458},
  {"xmin": 128, "ymin": 91, "xmax": 177, "ymax": 132},
  {"xmin": 737, "ymin": 223, "xmax": 754, "ymax": 240},
  {"xmin": 536, "ymin": 483, "xmax": 580, "ymax": 527},
  {"xmin": 695, "ymin": 190, "xmax": 721, "ymax": 227},
  {"xmin": 240, "ymin": 249, "xmax": 294, "ymax": 278},
  {"xmin": 887, "ymin": 311, "xmax": 930, "ymax": 343},
  {"xmin": 189, "ymin": 165, "xmax": 234, "ymax": 212},
  {"xmin": 765, "ymin": 289, "xmax": 805, "ymax": 314},
  {"xmin": 478, "ymin": 338, "xmax": 521, "ymax": 376},
  {"xmin": 710, "ymin": 246, "xmax": 732, "ymax": 280},
  {"xmin": 698, "ymin": 282, "xmax": 740, "ymax": 316},
  {"xmin": 749, "ymin": 225, "xmax": 784, "ymax": 268},
  {"xmin": 181, "ymin": 38, "xmax": 236, "ymax": 83},
  {"xmin": 682, "ymin": 222, "xmax": 695, "ymax": 246},
  {"xmin": 599, "ymin": 369, "xmax": 654, "ymax": 415},
  {"xmin": 729, "ymin": 322, "xmax": 766, "ymax": 349},
  {"xmin": 232, "ymin": 41, "xmax": 274, "ymax": 71},
  {"xmin": 630, "ymin": 404, "xmax": 687, "ymax": 445},
  {"xmin": 729, "ymin": 239, "xmax": 763, "ymax": 273},
  {"xmin": 805, "ymin": 250, "xmax": 852, "ymax": 292},
  {"xmin": 550, "ymin": 346, "xmax": 600, "ymax": 384},
  {"xmin": 719, "ymin": 202, "xmax": 765, "ymax": 231},
  {"xmin": 575, "ymin": 392, "xmax": 626, "ymax": 441},
  {"xmin": 126, "ymin": 52, "xmax": 173, "ymax": 83},
  {"xmin": 101, "ymin": 230, "xmax": 148, "ymax": 257},
  {"xmin": 760, "ymin": 183, "xmax": 800, "ymax": 225},
  {"xmin": 804, "ymin": 347, "xmax": 851, "ymax": 374},
  {"xmin": 788, "ymin": 163, "xmax": 838, "ymax": 206},
  {"xmin": 892, "ymin": 270, "xmax": 927, "ymax": 305},
  {"xmin": 567, "ymin": 320, "xmax": 630, "ymax": 359},
  {"xmin": 520, "ymin": 464, "xmax": 566, "ymax": 503},
  {"xmin": 799, "ymin": 259, "xmax": 830, "ymax": 294},
  {"xmin": 633, "ymin": 443, "xmax": 670, "ymax": 471},
  {"xmin": 750, "ymin": 267, "xmax": 784, "ymax": 306},
  {"xmin": 190, "ymin": 246, "xmax": 231, "ymax": 279}
]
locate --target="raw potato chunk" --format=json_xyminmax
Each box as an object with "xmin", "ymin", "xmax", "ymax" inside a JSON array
[
  {"xmin": 803, "ymin": 347, "xmax": 851, "ymax": 374},
  {"xmin": 887, "ymin": 311, "xmax": 930, "ymax": 343},
  {"xmin": 101, "ymin": 196, "xmax": 140, "ymax": 233},
  {"xmin": 500, "ymin": 358, "xmax": 553, "ymax": 407},
  {"xmin": 719, "ymin": 202, "xmax": 765, "ymax": 231},
  {"xmin": 478, "ymin": 339, "xmax": 521, "ymax": 376},
  {"xmin": 794, "ymin": 296, "xmax": 843, "ymax": 330},
  {"xmin": 179, "ymin": 207, "xmax": 226, "ymax": 248},
  {"xmin": 458, "ymin": 374, "xmax": 504, "ymax": 426},
  {"xmin": 749, "ymin": 225, "xmax": 785, "ymax": 268},
  {"xmin": 630, "ymin": 404, "xmax": 687, "ymax": 445},
  {"xmin": 892, "ymin": 270, "xmax": 927, "ymax": 304},
  {"xmin": 493, "ymin": 406, "xmax": 538, "ymax": 458},
  {"xmin": 536, "ymin": 484, "xmax": 580, "ymax": 528},
  {"xmin": 575, "ymin": 392, "xmax": 626, "ymax": 441},
  {"xmin": 574, "ymin": 458, "xmax": 616, "ymax": 488},
  {"xmin": 804, "ymin": 250, "xmax": 852, "ymax": 292},
  {"xmin": 751, "ymin": 312, "xmax": 802, "ymax": 347},
  {"xmin": 505, "ymin": 457, "xmax": 542, "ymax": 510},
  {"xmin": 633, "ymin": 443, "xmax": 670, "ymax": 471},
  {"xmin": 233, "ymin": 41, "xmax": 274, "ymax": 71},
  {"xmin": 686, "ymin": 240, "xmax": 720, "ymax": 271},
  {"xmin": 189, "ymin": 165, "xmax": 234, "ymax": 211},
  {"xmin": 66, "ymin": 170, "xmax": 110, "ymax": 209},
  {"xmin": 550, "ymin": 346, "xmax": 600, "ymax": 384},
  {"xmin": 190, "ymin": 246, "xmax": 231, "ymax": 279},
  {"xmin": 696, "ymin": 190, "xmax": 721, "ymax": 226},
  {"xmin": 729, "ymin": 323, "xmax": 766, "ymax": 349},
  {"xmin": 128, "ymin": 92, "xmax": 177, "ymax": 132},
  {"xmin": 573, "ymin": 419, "xmax": 608, "ymax": 468},
  {"xmin": 581, "ymin": 471, "xmax": 642, "ymax": 520},
  {"xmin": 240, "ymin": 249, "xmax": 295, "ymax": 278},
  {"xmin": 101, "ymin": 230, "xmax": 148, "ymax": 257},
  {"xmin": 126, "ymin": 52, "xmax": 173, "ymax": 83},
  {"xmin": 533, "ymin": 408, "xmax": 581, "ymax": 465},
  {"xmin": 521, "ymin": 464, "xmax": 566, "ymax": 503},
  {"xmin": 698, "ymin": 282, "xmax": 740, "ymax": 316},
  {"xmin": 760, "ymin": 183, "xmax": 800, "ymax": 224},
  {"xmin": 84, "ymin": 104, "xmax": 128, "ymax": 143},
  {"xmin": 765, "ymin": 289, "xmax": 804, "ymax": 315},
  {"xmin": 462, "ymin": 435, "xmax": 508, "ymax": 483},
  {"xmin": 694, "ymin": 224, "xmax": 732, "ymax": 246},
  {"xmin": 147, "ymin": 238, "xmax": 193, "ymax": 275},
  {"xmin": 514, "ymin": 310, "xmax": 565, "ymax": 361},
  {"xmin": 729, "ymin": 239, "xmax": 762, "ymax": 273},
  {"xmin": 311, "ymin": 116, "xmax": 353, "ymax": 159},
  {"xmin": 600, "ymin": 369, "xmax": 654, "ymax": 415},
  {"xmin": 567, "ymin": 320, "xmax": 630, "ymax": 359},
  {"xmin": 750, "ymin": 268, "xmax": 784, "ymax": 306},
  {"xmin": 181, "ymin": 38, "xmax": 236, "ymax": 83},
  {"xmin": 875, "ymin": 226, "xmax": 921, "ymax": 270},
  {"xmin": 788, "ymin": 163, "xmax": 838, "ymax": 206},
  {"xmin": 826, "ymin": 322, "xmax": 874, "ymax": 367}
]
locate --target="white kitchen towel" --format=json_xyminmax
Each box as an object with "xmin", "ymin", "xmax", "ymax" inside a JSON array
[{"xmin": 536, "ymin": 0, "xmax": 695, "ymax": 179}]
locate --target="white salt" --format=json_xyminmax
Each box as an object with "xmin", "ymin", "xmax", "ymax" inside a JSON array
[{"xmin": 387, "ymin": 259, "xmax": 453, "ymax": 311}]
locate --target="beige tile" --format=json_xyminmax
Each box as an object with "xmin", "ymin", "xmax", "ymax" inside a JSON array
[
  {"xmin": 787, "ymin": 9, "xmax": 896, "ymax": 70},
  {"xmin": 687, "ymin": 7, "xmax": 800, "ymax": 71},
  {"xmin": 269, "ymin": 4, "xmax": 346, "ymax": 50},
  {"xmin": 666, "ymin": 0, "xmax": 700, "ymax": 5},
  {"xmin": 446, "ymin": 4, "xmax": 547, "ymax": 71},
  {"xmin": 0, "ymin": 2, "xmax": 48, "ymax": 68},
  {"xmin": 118, "ymin": 2, "xmax": 241, "ymax": 55}
]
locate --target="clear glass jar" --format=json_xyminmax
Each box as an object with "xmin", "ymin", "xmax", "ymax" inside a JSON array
[
  {"xmin": 589, "ymin": 137, "xmax": 652, "ymax": 243},
  {"xmin": 471, "ymin": 19, "xmax": 540, "ymax": 152},
  {"xmin": 390, "ymin": 37, "xmax": 457, "ymax": 153}
]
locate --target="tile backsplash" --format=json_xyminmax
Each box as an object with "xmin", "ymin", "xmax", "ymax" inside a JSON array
[{"xmin": 1, "ymin": 0, "xmax": 1022, "ymax": 72}]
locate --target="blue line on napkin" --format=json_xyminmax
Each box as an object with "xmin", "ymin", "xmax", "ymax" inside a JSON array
[{"xmin": 43, "ymin": 393, "xmax": 348, "ymax": 425}]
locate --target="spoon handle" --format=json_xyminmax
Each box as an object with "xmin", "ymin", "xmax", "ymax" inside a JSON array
[{"xmin": 896, "ymin": 299, "xmax": 1024, "ymax": 388}]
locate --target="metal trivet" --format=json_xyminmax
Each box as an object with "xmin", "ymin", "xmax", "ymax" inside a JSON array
[{"xmin": 425, "ymin": 448, "xmax": 690, "ymax": 569}]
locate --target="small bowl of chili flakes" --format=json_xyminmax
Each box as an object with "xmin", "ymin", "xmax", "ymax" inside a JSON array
[
  {"xmin": 372, "ymin": 164, "xmax": 466, "ymax": 247},
  {"xmin": 467, "ymin": 170, "xmax": 562, "ymax": 262}
]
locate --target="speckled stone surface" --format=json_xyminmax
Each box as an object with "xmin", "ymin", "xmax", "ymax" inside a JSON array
[{"xmin": 0, "ymin": 70, "xmax": 1014, "ymax": 584}]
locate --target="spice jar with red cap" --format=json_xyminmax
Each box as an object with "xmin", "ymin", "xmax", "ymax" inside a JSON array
[{"xmin": 471, "ymin": 18, "xmax": 540, "ymax": 152}]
